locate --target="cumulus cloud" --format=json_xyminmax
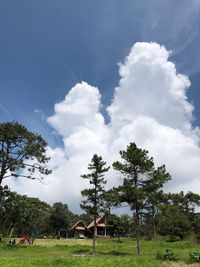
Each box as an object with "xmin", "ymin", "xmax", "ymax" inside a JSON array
[
  {"xmin": 108, "ymin": 43, "xmax": 193, "ymax": 131},
  {"xmin": 5, "ymin": 42, "xmax": 200, "ymax": 212}
]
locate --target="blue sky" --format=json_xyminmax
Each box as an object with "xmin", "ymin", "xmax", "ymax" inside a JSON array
[
  {"xmin": 1, "ymin": 0, "xmax": 200, "ymax": 146},
  {"xmin": 1, "ymin": 0, "xmax": 200, "ymax": 211}
]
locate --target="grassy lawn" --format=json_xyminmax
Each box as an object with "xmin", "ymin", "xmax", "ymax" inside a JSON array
[{"xmin": 0, "ymin": 238, "xmax": 199, "ymax": 266}]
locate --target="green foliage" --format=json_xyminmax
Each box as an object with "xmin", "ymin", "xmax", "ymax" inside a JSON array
[
  {"xmin": 156, "ymin": 248, "xmax": 177, "ymax": 261},
  {"xmin": 0, "ymin": 187, "xmax": 52, "ymax": 237},
  {"xmin": 80, "ymin": 154, "xmax": 109, "ymax": 254},
  {"xmin": 107, "ymin": 214, "xmax": 132, "ymax": 239},
  {"xmin": 0, "ymin": 121, "xmax": 51, "ymax": 184},
  {"xmin": 78, "ymin": 213, "xmax": 93, "ymax": 226},
  {"xmin": 0, "ymin": 186, "xmax": 82, "ymax": 238},
  {"xmin": 189, "ymin": 251, "xmax": 200, "ymax": 263},
  {"xmin": 157, "ymin": 206, "xmax": 191, "ymax": 240},
  {"xmin": 49, "ymin": 202, "xmax": 76, "ymax": 235},
  {"xmin": 101, "ymin": 188, "xmax": 121, "ymax": 215},
  {"xmin": 192, "ymin": 213, "xmax": 200, "ymax": 242},
  {"xmin": 80, "ymin": 154, "xmax": 110, "ymax": 216},
  {"xmin": 113, "ymin": 142, "xmax": 171, "ymax": 255},
  {"xmin": 80, "ymin": 154, "xmax": 109, "ymax": 217}
]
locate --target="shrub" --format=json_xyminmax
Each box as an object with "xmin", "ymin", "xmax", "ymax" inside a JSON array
[
  {"xmin": 156, "ymin": 248, "xmax": 177, "ymax": 261},
  {"xmin": 189, "ymin": 251, "xmax": 200, "ymax": 263}
]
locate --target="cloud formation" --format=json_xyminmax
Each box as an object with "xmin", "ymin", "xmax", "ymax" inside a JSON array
[{"xmin": 6, "ymin": 42, "xmax": 200, "ymax": 212}]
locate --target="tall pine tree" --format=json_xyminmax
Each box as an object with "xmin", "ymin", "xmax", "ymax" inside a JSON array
[
  {"xmin": 80, "ymin": 154, "xmax": 109, "ymax": 254},
  {"xmin": 113, "ymin": 143, "xmax": 155, "ymax": 255}
]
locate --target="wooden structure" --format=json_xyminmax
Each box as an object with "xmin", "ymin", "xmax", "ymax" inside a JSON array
[
  {"xmin": 71, "ymin": 220, "xmax": 86, "ymax": 238},
  {"xmin": 87, "ymin": 215, "xmax": 110, "ymax": 237}
]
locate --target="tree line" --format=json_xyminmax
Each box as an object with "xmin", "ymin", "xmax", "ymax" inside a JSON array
[
  {"xmin": 1, "ymin": 121, "xmax": 200, "ymax": 255},
  {"xmin": 80, "ymin": 144, "xmax": 200, "ymax": 255},
  {"xmin": 0, "ymin": 186, "xmax": 91, "ymax": 240}
]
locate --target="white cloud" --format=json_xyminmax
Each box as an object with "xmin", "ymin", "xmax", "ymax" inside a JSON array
[
  {"xmin": 5, "ymin": 42, "xmax": 200, "ymax": 212},
  {"xmin": 108, "ymin": 42, "xmax": 193, "ymax": 131}
]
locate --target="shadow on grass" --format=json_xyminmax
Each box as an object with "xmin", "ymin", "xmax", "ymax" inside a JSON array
[
  {"xmin": 112, "ymin": 240, "xmax": 123, "ymax": 244},
  {"xmin": 99, "ymin": 250, "xmax": 132, "ymax": 256},
  {"xmin": 1, "ymin": 244, "xmax": 28, "ymax": 250},
  {"xmin": 72, "ymin": 248, "xmax": 91, "ymax": 254}
]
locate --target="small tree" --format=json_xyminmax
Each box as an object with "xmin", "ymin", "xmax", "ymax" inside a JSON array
[
  {"xmin": 49, "ymin": 202, "xmax": 73, "ymax": 237},
  {"xmin": 144, "ymin": 165, "xmax": 171, "ymax": 239},
  {"xmin": 0, "ymin": 121, "xmax": 51, "ymax": 184},
  {"xmin": 113, "ymin": 143, "xmax": 155, "ymax": 256},
  {"xmin": 157, "ymin": 206, "xmax": 191, "ymax": 240},
  {"xmin": 80, "ymin": 154, "xmax": 109, "ymax": 254},
  {"xmin": 107, "ymin": 214, "xmax": 132, "ymax": 241}
]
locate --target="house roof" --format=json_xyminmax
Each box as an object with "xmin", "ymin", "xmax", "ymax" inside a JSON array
[
  {"xmin": 87, "ymin": 216, "xmax": 106, "ymax": 229},
  {"xmin": 97, "ymin": 223, "xmax": 106, "ymax": 227},
  {"xmin": 75, "ymin": 226, "xmax": 85, "ymax": 230},
  {"xmin": 71, "ymin": 220, "xmax": 86, "ymax": 230}
]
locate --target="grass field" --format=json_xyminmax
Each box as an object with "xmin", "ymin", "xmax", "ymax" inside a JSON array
[{"xmin": 0, "ymin": 238, "xmax": 200, "ymax": 267}]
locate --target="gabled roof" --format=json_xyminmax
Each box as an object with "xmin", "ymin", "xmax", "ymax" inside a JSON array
[
  {"xmin": 71, "ymin": 220, "xmax": 86, "ymax": 230},
  {"xmin": 87, "ymin": 215, "xmax": 106, "ymax": 229}
]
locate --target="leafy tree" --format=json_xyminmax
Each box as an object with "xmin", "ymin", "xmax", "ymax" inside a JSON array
[
  {"xmin": 0, "ymin": 187, "xmax": 51, "ymax": 239},
  {"xmin": 144, "ymin": 166, "xmax": 171, "ymax": 239},
  {"xmin": 113, "ymin": 143, "xmax": 169, "ymax": 255},
  {"xmin": 157, "ymin": 205, "xmax": 191, "ymax": 240},
  {"xmin": 0, "ymin": 121, "xmax": 51, "ymax": 185},
  {"xmin": 182, "ymin": 192, "xmax": 200, "ymax": 222},
  {"xmin": 142, "ymin": 190, "xmax": 167, "ymax": 240},
  {"xmin": 107, "ymin": 214, "xmax": 132, "ymax": 241},
  {"xmin": 160, "ymin": 191, "xmax": 200, "ymax": 240},
  {"xmin": 80, "ymin": 154, "xmax": 110, "ymax": 254},
  {"xmin": 192, "ymin": 213, "xmax": 200, "ymax": 241},
  {"xmin": 49, "ymin": 202, "xmax": 74, "ymax": 237},
  {"xmin": 0, "ymin": 185, "xmax": 11, "ymax": 234}
]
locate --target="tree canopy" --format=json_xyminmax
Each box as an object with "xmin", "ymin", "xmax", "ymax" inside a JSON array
[
  {"xmin": 113, "ymin": 143, "xmax": 171, "ymax": 255},
  {"xmin": 80, "ymin": 154, "xmax": 110, "ymax": 254},
  {"xmin": 0, "ymin": 121, "xmax": 51, "ymax": 184}
]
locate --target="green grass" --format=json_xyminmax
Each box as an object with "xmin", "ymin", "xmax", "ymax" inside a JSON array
[{"xmin": 0, "ymin": 238, "xmax": 199, "ymax": 267}]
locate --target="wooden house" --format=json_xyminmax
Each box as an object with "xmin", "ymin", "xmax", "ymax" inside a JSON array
[
  {"xmin": 71, "ymin": 220, "xmax": 86, "ymax": 238},
  {"xmin": 87, "ymin": 215, "xmax": 110, "ymax": 237}
]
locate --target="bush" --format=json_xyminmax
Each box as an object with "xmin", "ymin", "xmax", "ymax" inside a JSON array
[
  {"xmin": 156, "ymin": 248, "xmax": 177, "ymax": 261},
  {"xmin": 189, "ymin": 251, "xmax": 200, "ymax": 263}
]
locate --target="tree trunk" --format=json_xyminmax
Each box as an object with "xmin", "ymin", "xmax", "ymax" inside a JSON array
[
  {"xmin": 31, "ymin": 237, "xmax": 35, "ymax": 244},
  {"xmin": 9, "ymin": 227, "xmax": 15, "ymax": 238},
  {"xmin": 0, "ymin": 173, "xmax": 4, "ymax": 185},
  {"xmin": 117, "ymin": 234, "xmax": 121, "ymax": 242},
  {"xmin": 135, "ymin": 209, "xmax": 142, "ymax": 256},
  {"xmin": 152, "ymin": 208, "xmax": 157, "ymax": 240},
  {"xmin": 152, "ymin": 219, "xmax": 157, "ymax": 240},
  {"xmin": 92, "ymin": 215, "xmax": 97, "ymax": 255}
]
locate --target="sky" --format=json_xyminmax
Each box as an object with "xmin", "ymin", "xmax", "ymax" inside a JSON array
[{"xmin": 1, "ymin": 0, "xmax": 200, "ymax": 213}]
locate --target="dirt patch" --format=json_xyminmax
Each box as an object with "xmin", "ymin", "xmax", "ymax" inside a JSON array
[{"xmin": 160, "ymin": 262, "xmax": 200, "ymax": 267}]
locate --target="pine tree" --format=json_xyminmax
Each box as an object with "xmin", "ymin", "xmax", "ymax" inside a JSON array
[
  {"xmin": 113, "ymin": 143, "xmax": 154, "ymax": 256},
  {"xmin": 80, "ymin": 154, "xmax": 109, "ymax": 254},
  {"xmin": 0, "ymin": 121, "xmax": 51, "ymax": 184}
]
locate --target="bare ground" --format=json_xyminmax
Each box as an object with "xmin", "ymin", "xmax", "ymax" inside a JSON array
[{"xmin": 160, "ymin": 262, "xmax": 200, "ymax": 267}]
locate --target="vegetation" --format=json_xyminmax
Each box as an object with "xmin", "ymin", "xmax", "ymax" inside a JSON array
[
  {"xmin": 0, "ymin": 187, "xmax": 80, "ymax": 238},
  {"xmin": 113, "ymin": 143, "xmax": 171, "ymax": 255},
  {"xmin": 156, "ymin": 248, "xmax": 178, "ymax": 261},
  {"xmin": 0, "ymin": 238, "xmax": 199, "ymax": 266},
  {"xmin": 189, "ymin": 251, "xmax": 200, "ymax": 263},
  {"xmin": 0, "ymin": 121, "xmax": 51, "ymax": 184},
  {"xmin": 1, "ymin": 122, "xmax": 200, "ymax": 266},
  {"xmin": 80, "ymin": 154, "xmax": 109, "ymax": 254}
]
